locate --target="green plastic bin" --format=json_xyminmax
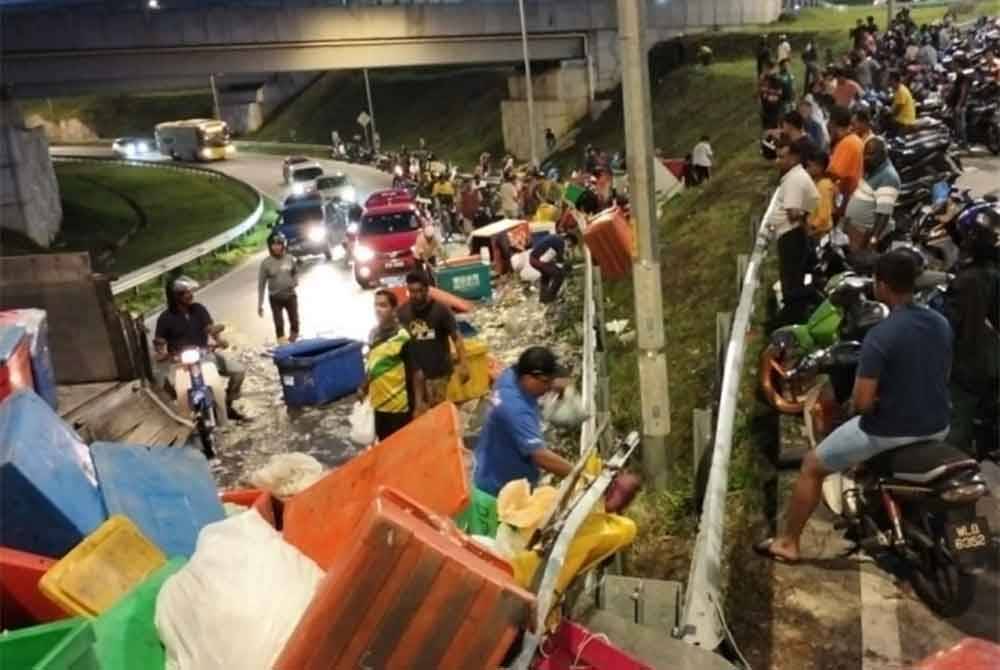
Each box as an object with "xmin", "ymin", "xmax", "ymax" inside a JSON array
[
  {"xmin": 563, "ymin": 183, "xmax": 586, "ymax": 207},
  {"xmin": 454, "ymin": 487, "xmax": 500, "ymax": 538},
  {"xmin": 92, "ymin": 557, "xmax": 186, "ymax": 670},
  {"xmin": 0, "ymin": 618, "xmax": 98, "ymax": 670},
  {"xmin": 434, "ymin": 263, "xmax": 492, "ymax": 301}
]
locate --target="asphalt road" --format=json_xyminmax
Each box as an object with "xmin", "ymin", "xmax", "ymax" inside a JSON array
[{"xmin": 53, "ymin": 146, "xmax": 393, "ymax": 347}]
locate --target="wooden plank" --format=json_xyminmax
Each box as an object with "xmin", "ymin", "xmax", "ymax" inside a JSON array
[
  {"xmin": 0, "ymin": 253, "xmax": 91, "ymax": 284},
  {"xmin": 57, "ymin": 382, "xmax": 119, "ymax": 417}
]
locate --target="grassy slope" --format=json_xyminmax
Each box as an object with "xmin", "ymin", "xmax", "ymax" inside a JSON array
[
  {"xmin": 1, "ymin": 163, "xmax": 257, "ymax": 275},
  {"xmin": 22, "ymin": 91, "xmax": 214, "ymax": 139},
  {"xmin": 251, "ymin": 68, "xmax": 509, "ymax": 168}
]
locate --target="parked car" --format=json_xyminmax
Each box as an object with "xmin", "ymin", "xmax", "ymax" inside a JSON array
[
  {"xmin": 111, "ymin": 137, "xmax": 157, "ymax": 158},
  {"xmin": 274, "ymin": 198, "xmax": 345, "ymax": 261},
  {"xmin": 315, "ymin": 172, "xmax": 356, "ymax": 203},
  {"xmin": 352, "ymin": 202, "xmax": 422, "ymax": 288},
  {"xmin": 282, "ymin": 156, "xmax": 312, "ymax": 184}
]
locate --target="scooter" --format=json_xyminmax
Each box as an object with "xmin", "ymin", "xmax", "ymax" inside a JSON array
[
  {"xmin": 173, "ymin": 348, "xmax": 227, "ymax": 459},
  {"xmin": 803, "ymin": 378, "xmax": 992, "ymax": 618}
]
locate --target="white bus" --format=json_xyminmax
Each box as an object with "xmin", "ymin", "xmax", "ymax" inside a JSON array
[{"xmin": 154, "ymin": 119, "xmax": 234, "ymax": 162}]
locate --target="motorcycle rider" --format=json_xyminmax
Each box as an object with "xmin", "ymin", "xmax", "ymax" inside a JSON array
[
  {"xmin": 431, "ymin": 172, "xmax": 457, "ymax": 237},
  {"xmin": 944, "ymin": 212, "xmax": 1000, "ymax": 457},
  {"xmin": 257, "ymin": 231, "xmax": 300, "ymax": 345},
  {"xmin": 412, "ymin": 223, "xmax": 443, "ymax": 285},
  {"xmin": 154, "ymin": 276, "xmax": 250, "ymax": 423},
  {"xmin": 756, "ymin": 250, "xmax": 952, "ymax": 563}
]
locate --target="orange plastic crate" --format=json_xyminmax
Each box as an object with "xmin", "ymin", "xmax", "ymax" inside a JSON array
[
  {"xmin": 282, "ymin": 402, "xmax": 470, "ymax": 569},
  {"xmin": 275, "ymin": 487, "xmax": 533, "ymax": 670},
  {"xmin": 583, "ymin": 208, "xmax": 635, "ymax": 280}
]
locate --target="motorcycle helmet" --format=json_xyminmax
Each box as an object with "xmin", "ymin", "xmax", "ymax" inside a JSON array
[
  {"xmin": 852, "ymin": 299, "xmax": 890, "ymax": 333},
  {"xmin": 267, "ymin": 231, "xmax": 288, "ymax": 248},
  {"xmin": 170, "ymin": 275, "xmax": 200, "ymax": 295},
  {"xmin": 825, "ymin": 272, "xmax": 869, "ymax": 309}
]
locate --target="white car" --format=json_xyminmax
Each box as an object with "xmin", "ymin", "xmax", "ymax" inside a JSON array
[
  {"xmin": 285, "ymin": 160, "xmax": 324, "ymax": 196},
  {"xmin": 315, "ymin": 172, "xmax": 356, "ymax": 203},
  {"xmin": 111, "ymin": 137, "xmax": 156, "ymax": 158}
]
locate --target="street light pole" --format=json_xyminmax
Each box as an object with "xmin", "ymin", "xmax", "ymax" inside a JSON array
[
  {"xmin": 517, "ymin": 0, "xmax": 539, "ymax": 167},
  {"xmin": 363, "ymin": 68, "xmax": 377, "ymax": 145},
  {"xmin": 616, "ymin": 0, "xmax": 671, "ymax": 489},
  {"xmin": 209, "ymin": 74, "xmax": 221, "ymax": 122}
]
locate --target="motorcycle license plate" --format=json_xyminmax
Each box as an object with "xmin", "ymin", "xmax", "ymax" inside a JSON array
[
  {"xmin": 945, "ymin": 516, "xmax": 992, "ymax": 564},
  {"xmin": 386, "ymin": 259, "xmax": 405, "ymax": 269}
]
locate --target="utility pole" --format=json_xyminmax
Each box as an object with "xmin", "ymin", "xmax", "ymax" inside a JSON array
[
  {"xmin": 517, "ymin": 0, "xmax": 539, "ymax": 167},
  {"xmin": 887, "ymin": 0, "xmax": 895, "ymax": 31},
  {"xmin": 617, "ymin": 0, "xmax": 671, "ymax": 490},
  {"xmin": 363, "ymin": 68, "xmax": 377, "ymax": 142},
  {"xmin": 209, "ymin": 74, "xmax": 221, "ymax": 122}
]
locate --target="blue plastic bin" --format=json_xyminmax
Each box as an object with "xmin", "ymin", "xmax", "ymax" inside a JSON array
[
  {"xmin": 272, "ymin": 338, "xmax": 365, "ymax": 408},
  {"xmin": 457, "ymin": 320, "xmax": 479, "ymax": 338},
  {"xmin": 0, "ymin": 310, "xmax": 58, "ymax": 410},
  {"xmin": 0, "ymin": 390, "xmax": 106, "ymax": 558},
  {"xmin": 90, "ymin": 443, "xmax": 225, "ymax": 558}
]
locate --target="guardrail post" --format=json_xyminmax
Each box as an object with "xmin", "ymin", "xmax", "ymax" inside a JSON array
[
  {"xmin": 714, "ymin": 311, "xmax": 732, "ymax": 391},
  {"xmin": 736, "ymin": 254, "xmax": 749, "ymax": 295},
  {"xmin": 592, "ymin": 265, "xmax": 613, "ymax": 454},
  {"xmin": 749, "ymin": 215, "xmax": 759, "ymax": 250},
  {"xmin": 692, "ymin": 407, "xmax": 713, "ymax": 480}
]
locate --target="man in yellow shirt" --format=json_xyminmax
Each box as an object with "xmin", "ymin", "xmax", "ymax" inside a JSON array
[
  {"xmin": 805, "ymin": 150, "xmax": 836, "ymax": 239},
  {"xmin": 889, "ymin": 70, "xmax": 916, "ymax": 133}
]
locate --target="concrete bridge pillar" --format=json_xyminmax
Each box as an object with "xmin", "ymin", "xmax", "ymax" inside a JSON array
[
  {"xmin": 0, "ymin": 94, "xmax": 61, "ymax": 249},
  {"xmin": 217, "ymin": 72, "xmax": 318, "ymax": 135}
]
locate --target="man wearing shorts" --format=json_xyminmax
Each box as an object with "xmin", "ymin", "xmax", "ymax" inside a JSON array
[{"xmin": 756, "ymin": 251, "xmax": 952, "ymax": 563}]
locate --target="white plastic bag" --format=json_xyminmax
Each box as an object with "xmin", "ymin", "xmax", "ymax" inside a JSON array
[
  {"xmin": 520, "ymin": 263, "xmax": 542, "ymax": 283},
  {"xmin": 248, "ymin": 452, "xmax": 325, "ymax": 497},
  {"xmin": 510, "ymin": 249, "xmax": 531, "ymax": 272},
  {"xmin": 155, "ymin": 511, "xmax": 324, "ymax": 670},
  {"xmin": 349, "ymin": 400, "xmax": 376, "ymax": 446},
  {"xmin": 542, "ymin": 387, "xmax": 590, "ymax": 430}
]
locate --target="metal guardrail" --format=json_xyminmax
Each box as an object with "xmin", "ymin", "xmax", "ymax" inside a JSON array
[
  {"xmin": 679, "ymin": 189, "xmax": 778, "ymax": 650},
  {"xmin": 52, "ymin": 155, "xmax": 265, "ymax": 295}
]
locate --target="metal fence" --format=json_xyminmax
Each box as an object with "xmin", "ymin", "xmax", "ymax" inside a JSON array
[
  {"xmin": 679, "ymin": 190, "xmax": 778, "ymax": 650},
  {"xmin": 52, "ymin": 155, "xmax": 265, "ymax": 295}
]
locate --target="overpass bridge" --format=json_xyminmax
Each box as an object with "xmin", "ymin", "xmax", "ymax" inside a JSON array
[{"xmin": 2, "ymin": 0, "xmax": 782, "ymax": 98}]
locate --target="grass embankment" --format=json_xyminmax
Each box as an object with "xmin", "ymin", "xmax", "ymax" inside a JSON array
[
  {"xmin": 22, "ymin": 90, "xmax": 213, "ymax": 139},
  {"xmin": 251, "ymin": 68, "xmax": 509, "ymax": 168},
  {"xmin": 1, "ymin": 161, "xmax": 259, "ymax": 276}
]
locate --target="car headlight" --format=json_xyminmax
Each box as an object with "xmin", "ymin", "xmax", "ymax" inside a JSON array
[
  {"xmin": 200, "ymin": 148, "xmax": 213, "ymax": 159},
  {"xmin": 342, "ymin": 186, "xmax": 356, "ymax": 202},
  {"xmin": 354, "ymin": 245, "xmax": 375, "ymax": 263},
  {"xmin": 347, "ymin": 222, "xmax": 359, "ymax": 235},
  {"xmin": 292, "ymin": 182, "xmax": 305, "ymax": 195},
  {"xmin": 180, "ymin": 349, "xmax": 201, "ymax": 365},
  {"xmin": 307, "ymin": 226, "xmax": 327, "ymax": 243},
  {"xmin": 137, "ymin": 142, "xmax": 149, "ymax": 153}
]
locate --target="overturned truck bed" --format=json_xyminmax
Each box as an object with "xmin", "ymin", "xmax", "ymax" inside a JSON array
[{"xmin": 1, "ymin": 253, "xmax": 191, "ymax": 445}]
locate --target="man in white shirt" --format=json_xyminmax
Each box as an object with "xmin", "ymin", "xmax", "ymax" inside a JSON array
[
  {"xmin": 690, "ymin": 135, "xmax": 714, "ymax": 185},
  {"xmin": 499, "ymin": 173, "xmax": 521, "ymax": 219},
  {"xmin": 768, "ymin": 140, "xmax": 819, "ymax": 323},
  {"xmin": 777, "ymin": 34, "xmax": 791, "ymax": 63}
]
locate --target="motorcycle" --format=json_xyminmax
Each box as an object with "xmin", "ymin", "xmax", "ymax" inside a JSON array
[
  {"xmin": 172, "ymin": 348, "xmax": 227, "ymax": 459},
  {"xmin": 803, "ymin": 378, "xmax": 992, "ymax": 618}
]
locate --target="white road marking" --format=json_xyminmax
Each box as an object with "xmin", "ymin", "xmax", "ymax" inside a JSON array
[{"xmin": 860, "ymin": 566, "xmax": 904, "ymax": 669}]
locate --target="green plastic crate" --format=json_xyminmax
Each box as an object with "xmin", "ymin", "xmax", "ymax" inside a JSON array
[
  {"xmin": 454, "ymin": 487, "xmax": 499, "ymax": 538},
  {"xmin": 0, "ymin": 618, "xmax": 98, "ymax": 670},
  {"xmin": 435, "ymin": 263, "xmax": 492, "ymax": 301},
  {"xmin": 92, "ymin": 557, "xmax": 186, "ymax": 670}
]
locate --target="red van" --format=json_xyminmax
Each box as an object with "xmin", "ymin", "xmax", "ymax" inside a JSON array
[{"xmin": 352, "ymin": 201, "xmax": 422, "ymax": 288}]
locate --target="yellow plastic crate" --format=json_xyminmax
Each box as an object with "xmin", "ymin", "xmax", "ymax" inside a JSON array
[
  {"xmin": 447, "ymin": 338, "xmax": 491, "ymax": 404},
  {"xmin": 39, "ymin": 515, "xmax": 167, "ymax": 618}
]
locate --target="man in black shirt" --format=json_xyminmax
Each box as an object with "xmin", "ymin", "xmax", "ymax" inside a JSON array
[
  {"xmin": 397, "ymin": 272, "xmax": 469, "ymax": 414},
  {"xmin": 154, "ymin": 276, "xmax": 249, "ymax": 422}
]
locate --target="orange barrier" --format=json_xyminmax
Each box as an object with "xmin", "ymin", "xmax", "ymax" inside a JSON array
[
  {"xmin": 583, "ymin": 208, "xmax": 635, "ymax": 280},
  {"xmin": 275, "ymin": 488, "xmax": 533, "ymax": 670},
  {"xmin": 915, "ymin": 638, "xmax": 1000, "ymax": 670},
  {"xmin": 282, "ymin": 403, "xmax": 470, "ymax": 570},
  {"xmin": 385, "ymin": 285, "xmax": 474, "ymax": 314},
  {"xmin": 0, "ymin": 547, "xmax": 68, "ymax": 628}
]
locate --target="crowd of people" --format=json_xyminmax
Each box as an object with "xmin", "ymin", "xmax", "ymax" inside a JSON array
[{"xmin": 755, "ymin": 10, "xmax": 1000, "ymax": 564}]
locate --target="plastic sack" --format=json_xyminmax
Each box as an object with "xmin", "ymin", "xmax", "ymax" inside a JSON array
[
  {"xmin": 349, "ymin": 400, "xmax": 376, "ymax": 446},
  {"xmin": 510, "ymin": 250, "xmax": 531, "ymax": 272},
  {"xmin": 155, "ymin": 510, "xmax": 323, "ymax": 670},
  {"xmin": 542, "ymin": 387, "xmax": 590, "ymax": 429},
  {"xmin": 248, "ymin": 453, "xmax": 325, "ymax": 498},
  {"xmin": 520, "ymin": 262, "xmax": 542, "ymax": 283}
]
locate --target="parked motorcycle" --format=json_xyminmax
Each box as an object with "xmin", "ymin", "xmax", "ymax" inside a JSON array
[{"xmin": 173, "ymin": 348, "xmax": 226, "ymax": 459}]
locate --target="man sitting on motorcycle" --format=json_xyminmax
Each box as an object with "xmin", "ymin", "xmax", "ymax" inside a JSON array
[
  {"xmin": 412, "ymin": 223, "xmax": 443, "ymax": 284},
  {"xmin": 756, "ymin": 250, "xmax": 952, "ymax": 563},
  {"xmin": 153, "ymin": 276, "xmax": 251, "ymax": 423}
]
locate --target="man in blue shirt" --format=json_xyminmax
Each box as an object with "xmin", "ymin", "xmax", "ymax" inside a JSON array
[
  {"xmin": 756, "ymin": 250, "xmax": 952, "ymax": 563},
  {"xmin": 529, "ymin": 219, "xmax": 575, "ymax": 303},
  {"xmin": 474, "ymin": 347, "xmax": 574, "ymax": 496}
]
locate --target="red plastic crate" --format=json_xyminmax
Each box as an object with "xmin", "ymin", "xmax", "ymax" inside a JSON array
[
  {"xmin": 0, "ymin": 326, "xmax": 34, "ymax": 405},
  {"xmin": 534, "ymin": 620, "xmax": 654, "ymax": 670},
  {"xmin": 0, "ymin": 546, "xmax": 68, "ymax": 629},
  {"xmin": 275, "ymin": 487, "xmax": 533, "ymax": 670},
  {"xmin": 915, "ymin": 638, "xmax": 1000, "ymax": 670},
  {"xmin": 583, "ymin": 208, "xmax": 634, "ymax": 281}
]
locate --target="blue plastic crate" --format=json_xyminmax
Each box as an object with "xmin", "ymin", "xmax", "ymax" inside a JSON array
[
  {"xmin": 0, "ymin": 310, "xmax": 58, "ymax": 410},
  {"xmin": 90, "ymin": 443, "xmax": 225, "ymax": 558},
  {"xmin": 272, "ymin": 338, "xmax": 365, "ymax": 408},
  {"xmin": 0, "ymin": 390, "xmax": 106, "ymax": 558}
]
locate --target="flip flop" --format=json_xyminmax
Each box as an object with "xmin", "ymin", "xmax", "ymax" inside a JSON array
[{"xmin": 753, "ymin": 538, "xmax": 797, "ymax": 564}]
